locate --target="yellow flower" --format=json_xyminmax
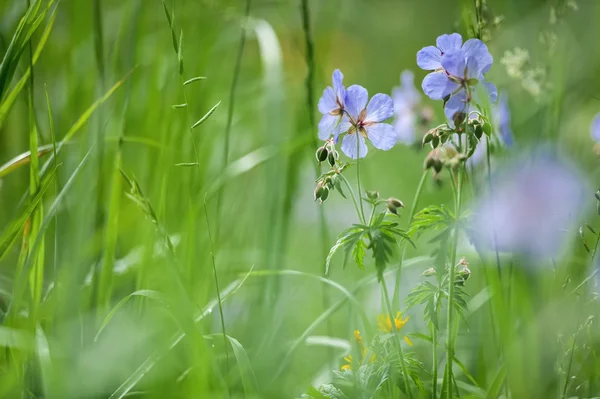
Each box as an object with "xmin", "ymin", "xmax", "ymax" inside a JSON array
[
  {"xmin": 377, "ymin": 312, "xmax": 413, "ymax": 346},
  {"xmin": 340, "ymin": 330, "xmax": 376, "ymax": 371},
  {"xmin": 341, "ymin": 355, "xmax": 353, "ymax": 371}
]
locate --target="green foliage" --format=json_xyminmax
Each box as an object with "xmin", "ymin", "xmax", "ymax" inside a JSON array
[{"xmin": 326, "ymin": 211, "xmax": 412, "ymax": 279}]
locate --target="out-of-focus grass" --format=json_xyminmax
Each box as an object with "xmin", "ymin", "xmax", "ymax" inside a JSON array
[{"xmin": 0, "ymin": 0, "xmax": 599, "ymax": 398}]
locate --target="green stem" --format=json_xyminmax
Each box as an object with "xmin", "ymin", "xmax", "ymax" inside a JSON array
[
  {"xmin": 203, "ymin": 197, "xmax": 230, "ymax": 375},
  {"xmin": 381, "ymin": 281, "xmax": 413, "ymax": 399},
  {"xmin": 338, "ymin": 173, "xmax": 365, "ymax": 225},
  {"xmin": 446, "ymin": 164, "xmax": 463, "ymax": 399},
  {"xmin": 355, "ymin": 138, "xmax": 366, "ymax": 223},
  {"xmin": 393, "ymin": 169, "xmax": 428, "ymax": 304},
  {"xmin": 431, "ymin": 323, "xmax": 438, "ymax": 399},
  {"xmin": 217, "ymin": 0, "xmax": 252, "ymax": 238},
  {"xmin": 486, "ymin": 137, "xmax": 502, "ymax": 279}
]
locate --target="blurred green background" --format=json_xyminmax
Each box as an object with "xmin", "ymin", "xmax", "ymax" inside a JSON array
[{"xmin": 0, "ymin": 0, "xmax": 600, "ymax": 397}]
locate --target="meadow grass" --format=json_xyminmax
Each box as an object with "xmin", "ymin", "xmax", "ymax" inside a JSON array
[{"xmin": 0, "ymin": 0, "xmax": 600, "ymax": 398}]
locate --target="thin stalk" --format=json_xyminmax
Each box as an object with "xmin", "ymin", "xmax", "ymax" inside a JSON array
[
  {"xmin": 431, "ymin": 323, "xmax": 438, "ymax": 399},
  {"xmin": 355, "ymin": 138, "xmax": 366, "ymax": 223},
  {"xmin": 486, "ymin": 138, "xmax": 502, "ymax": 279},
  {"xmin": 217, "ymin": 0, "xmax": 252, "ymax": 237},
  {"xmin": 393, "ymin": 169, "xmax": 428, "ymax": 304},
  {"xmin": 203, "ymin": 197, "xmax": 230, "ymax": 374},
  {"xmin": 381, "ymin": 281, "xmax": 413, "ymax": 399},
  {"xmin": 337, "ymin": 173, "xmax": 365, "ymax": 225},
  {"xmin": 446, "ymin": 163, "xmax": 463, "ymax": 399}
]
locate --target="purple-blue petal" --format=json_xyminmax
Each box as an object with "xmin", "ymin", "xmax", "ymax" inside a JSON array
[
  {"xmin": 344, "ymin": 85, "xmax": 369, "ymax": 120},
  {"xmin": 496, "ymin": 93, "xmax": 514, "ymax": 147},
  {"xmin": 332, "ymin": 69, "xmax": 345, "ymax": 103},
  {"xmin": 318, "ymin": 114, "xmax": 340, "ymax": 140},
  {"xmin": 394, "ymin": 116, "xmax": 415, "ymax": 145},
  {"xmin": 366, "ymin": 93, "xmax": 394, "ymax": 123},
  {"xmin": 591, "ymin": 113, "xmax": 600, "ymax": 142},
  {"xmin": 341, "ymin": 133, "xmax": 368, "ymax": 159},
  {"xmin": 318, "ymin": 87, "xmax": 338, "ymax": 114},
  {"xmin": 366, "ymin": 122, "xmax": 396, "ymax": 151},
  {"xmin": 463, "ymin": 39, "xmax": 493, "ymax": 74},
  {"xmin": 393, "ymin": 70, "xmax": 420, "ymax": 115},
  {"xmin": 417, "ymin": 46, "xmax": 442, "ymax": 70},
  {"xmin": 436, "ymin": 33, "xmax": 463, "ymax": 53},
  {"xmin": 483, "ymin": 81, "xmax": 498, "ymax": 103},
  {"xmin": 441, "ymin": 49, "xmax": 466, "ymax": 78},
  {"xmin": 422, "ymin": 72, "xmax": 460, "ymax": 100}
]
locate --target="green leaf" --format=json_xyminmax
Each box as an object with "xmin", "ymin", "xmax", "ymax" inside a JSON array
[
  {"xmin": 227, "ymin": 335, "xmax": 260, "ymax": 396},
  {"xmin": 352, "ymin": 239, "xmax": 366, "ymax": 270}
]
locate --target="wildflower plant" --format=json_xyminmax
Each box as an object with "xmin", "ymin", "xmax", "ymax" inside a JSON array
[{"xmin": 310, "ymin": 25, "xmax": 511, "ymax": 398}]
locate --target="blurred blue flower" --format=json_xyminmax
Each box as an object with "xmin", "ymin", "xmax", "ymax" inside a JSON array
[
  {"xmin": 467, "ymin": 92, "xmax": 514, "ymax": 167},
  {"xmin": 469, "ymin": 152, "xmax": 588, "ymax": 260},
  {"xmin": 417, "ymin": 33, "xmax": 497, "ymax": 125},
  {"xmin": 590, "ymin": 112, "xmax": 600, "ymax": 142},
  {"xmin": 339, "ymin": 85, "xmax": 396, "ymax": 159},
  {"xmin": 318, "ymin": 69, "xmax": 347, "ymax": 141},
  {"xmin": 392, "ymin": 70, "xmax": 421, "ymax": 144},
  {"xmin": 494, "ymin": 92, "xmax": 514, "ymax": 148}
]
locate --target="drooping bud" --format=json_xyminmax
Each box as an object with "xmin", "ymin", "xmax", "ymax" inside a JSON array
[
  {"xmin": 474, "ymin": 123, "xmax": 483, "ymax": 139},
  {"xmin": 316, "ymin": 146, "xmax": 329, "ymax": 163},
  {"xmin": 422, "ymin": 267, "xmax": 436, "ymax": 277},
  {"xmin": 327, "ymin": 149, "xmax": 338, "ymax": 167},
  {"xmin": 366, "ymin": 191, "xmax": 380, "ymax": 201},
  {"xmin": 422, "ymin": 128, "xmax": 438, "ymax": 148},
  {"xmin": 314, "ymin": 182, "xmax": 328, "ymax": 203},
  {"xmin": 424, "ymin": 148, "xmax": 443, "ymax": 175},
  {"xmin": 453, "ymin": 111, "xmax": 467, "ymax": 128},
  {"xmin": 386, "ymin": 197, "xmax": 404, "ymax": 215}
]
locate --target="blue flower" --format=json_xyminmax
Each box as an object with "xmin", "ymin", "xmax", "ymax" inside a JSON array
[
  {"xmin": 392, "ymin": 70, "xmax": 421, "ymax": 144},
  {"xmin": 494, "ymin": 92, "xmax": 513, "ymax": 147},
  {"xmin": 466, "ymin": 92, "xmax": 514, "ymax": 168},
  {"xmin": 318, "ymin": 69, "xmax": 347, "ymax": 140},
  {"xmin": 339, "ymin": 85, "xmax": 396, "ymax": 159},
  {"xmin": 417, "ymin": 33, "xmax": 497, "ymax": 125},
  {"xmin": 591, "ymin": 113, "xmax": 600, "ymax": 143},
  {"xmin": 469, "ymin": 151, "xmax": 587, "ymax": 260}
]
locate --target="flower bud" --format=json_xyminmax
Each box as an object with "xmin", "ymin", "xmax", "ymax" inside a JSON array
[
  {"xmin": 327, "ymin": 150, "xmax": 338, "ymax": 167},
  {"xmin": 316, "ymin": 146, "xmax": 328, "ymax": 163},
  {"xmin": 366, "ymin": 191, "xmax": 380, "ymax": 201},
  {"xmin": 453, "ymin": 111, "xmax": 467, "ymax": 127},
  {"xmin": 424, "ymin": 148, "xmax": 443, "ymax": 174},
  {"xmin": 386, "ymin": 197, "xmax": 404, "ymax": 215},
  {"xmin": 314, "ymin": 182, "xmax": 328, "ymax": 203},
  {"xmin": 474, "ymin": 124, "xmax": 483, "ymax": 139},
  {"xmin": 422, "ymin": 267, "xmax": 436, "ymax": 277}
]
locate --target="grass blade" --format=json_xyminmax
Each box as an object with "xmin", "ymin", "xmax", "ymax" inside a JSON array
[
  {"xmin": 191, "ymin": 101, "xmax": 221, "ymax": 129},
  {"xmin": 227, "ymin": 335, "xmax": 259, "ymax": 395}
]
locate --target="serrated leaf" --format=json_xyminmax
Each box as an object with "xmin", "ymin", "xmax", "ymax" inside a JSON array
[{"xmin": 352, "ymin": 239, "xmax": 366, "ymax": 270}]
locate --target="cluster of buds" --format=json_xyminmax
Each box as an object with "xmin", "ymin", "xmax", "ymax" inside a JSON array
[
  {"xmin": 315, "ymin": 139, "xmax": 339, "ymax": 168},
  {"xmin": 314, "ymin": 163, "xmax": 349, "ymax": 204},
  {"xmin": 421, "ymin": 257, "xmax": 471, "ymax": 286}
]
